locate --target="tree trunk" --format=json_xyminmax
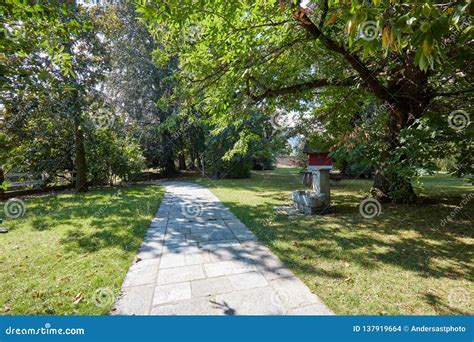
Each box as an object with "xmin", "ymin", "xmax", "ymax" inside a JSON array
[
  {"xmin": 163, "ymin": 157, "xmax": 176, "ymax": 176},
  {"xmin": 200, "ymin": 155, "xmax": 205, "ymax": 177},
  {"xmin": 74, "ymin": 117, "xmax": 88, "ymax": 192},
  {"xmin": 372, "ymin": 168, "xmax": 416, "ymax": 203},
  {"xmin": 178, "ymin": 153, "xmax": 187, "ymax": 170},
  {"xmin": 189, "ymin": 150, "xmax": 196, "ymax": 170},
  {"xmin": 0, "ymin": 167, "xmax": 5, "ymax": 201},
  {"xmin": 160, "ymin": 130, "xmax": 177, "ymax": 176},
  {"xmin": 369, "ymin": 55, "xmax": 431, "ymax": 204},
  {"xmin": 370, "ymin": 99, "xmax": 422, "ymax": 203}
]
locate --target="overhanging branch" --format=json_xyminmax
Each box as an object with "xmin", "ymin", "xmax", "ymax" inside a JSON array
[
  {"xmin": 293, "ymin": 8, "xmax": 393, "ymax": 102},
  {"xmin": 247, "ymin": 76, "xmax": 356, "ymax": 101},
  {"xmin": 432, "ymin": 88, "xmax": 474, "ymax": 98}
]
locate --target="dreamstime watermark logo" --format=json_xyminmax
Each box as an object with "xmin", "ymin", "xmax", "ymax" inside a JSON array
[
  {"xmin": 3, "ymin": 23, "xmax": 21, "ymax": 42},
  {"xmin": 90, "ymin": 108, "xmax": 115, "ymax": 129},
  {"xmin": 440, "ymin": 192, "xmax": 473, "ymax": 227},
  {"xmin": 448, "ymin": 110, "xmax": 470, "ymax": 131},
  {"xmin": 94, "ymin": 190, "xmax": 122, "ymax": 217},
  {"xmin": 377, "ymin": 101, "xmax": 395, "ymax": 114},
  {"xmin": 3, "ymin": 198, "xmax": 26, "ymax": 219},
  {"xmin": 269, "ymin": 110, "xmax": 290, "ymax": 131},
  {"xmin": 91, "ymin": 287, "xmax": 115, "ymax": 308},
  {"xmin": 270, "ymin": 290, "xmax": 290, "ymax": 308},
  {"xmin": 448, "ymin": 288, "xmax": 471, "ymax": 308},
  {"xmin": 440, "ymin": 18, "xmax": 471, "ymax": 49},
  {"xmin": 359, "ymin": 198, "xmax": 382, "ymax": 219},
  {"xmin": 181, "ymin": 202, "xmax": 203, "ymax": 219},
  {"xmin": 365, "ymin": 101, "xmax": 395, "ymax": 125},
  {"xmin": 5, "ymin": 322, "xmax": 85, "ymax": 336},
  {"xmin": 359, "ymin": 21, "xmax": 379, "ymax": 41}
]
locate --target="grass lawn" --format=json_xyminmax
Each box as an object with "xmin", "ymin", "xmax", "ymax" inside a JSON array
[
  {"xmin": 0, "ymin": 184, "xmax": 164, "ymax": 315},
  {"xmin": 196, "ymin": 168, "xmax": 473, "ymax": 315}
]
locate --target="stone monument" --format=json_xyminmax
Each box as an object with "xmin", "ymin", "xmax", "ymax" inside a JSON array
[{"xmin": 292, "ymin": 144, "xmax": 333, "ymax": 214}]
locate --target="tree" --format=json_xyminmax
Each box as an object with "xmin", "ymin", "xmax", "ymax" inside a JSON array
[
  {"xmin": 138, "ymin": 0, "xmax": 473, "ymax": 202},
  {"xmin": 202, "ymin": 110, "xmax": 288, "ymax": 178},
  {"xmin": 100, "ymin": 2, "xmax": 179, "ymax": 176},
  {"xmin": 1, "ymin": 1, "xmax": 143, "ymax": 190},
  {"xmin": 1, "ymin": 1, "xmax": 98, "ymax": 191}
]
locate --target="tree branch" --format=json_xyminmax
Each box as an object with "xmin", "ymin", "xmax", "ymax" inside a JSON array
[
  {"xmin": 247, "ymin": 76, "xmax": 356, "ymax": 101},
  {"xmin": 293, "ymin": 9, "xmax": 393, "ymax": 102},
  {"xmin": 432, "ymin": 88, "xmax": 474, "ymax": 97},
  {"xmin": 234, "ymin": 20, "xmax": 291, "ymax": 32},
  {"xmin": 319, "ymin": 0, "xmax": 329, "ymax": 27}
]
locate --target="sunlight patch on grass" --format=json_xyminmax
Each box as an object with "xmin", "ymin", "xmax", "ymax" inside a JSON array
[{"xmin": 0, "ymin": 184, "xmax": 164, "ymax": 315}]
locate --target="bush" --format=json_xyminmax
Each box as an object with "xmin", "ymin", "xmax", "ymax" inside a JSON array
[
  {"xmin": 226, "ymin": 158, "xmax": 252, "ymax": 178},
  {"xmin": 340, "ymin": 161, "xmax": 374, "ymax": 179},
  {"xmin": 86, "ymin": 130, "xmax": 145, "ymax": 185},
  {"xmin": 205, "ymin": 152, "xmax": 252, "ymax": 179},
  {"xmin": 252, "ymin": 156, "xmax": 275, "ymax": 170}
]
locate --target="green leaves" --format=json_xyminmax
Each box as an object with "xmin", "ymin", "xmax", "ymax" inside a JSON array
[{"xmin": 340, "ymin": 1, "xmax": 471, "ymax": 71}]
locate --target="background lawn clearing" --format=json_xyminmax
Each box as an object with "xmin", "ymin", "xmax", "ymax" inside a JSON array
[{"xmin": 0, "ymin": 184, "xmax": 164, "ymax": 315}]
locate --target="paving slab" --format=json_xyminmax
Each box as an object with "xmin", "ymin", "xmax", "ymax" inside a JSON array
[
  {"xmin": 114, "ymin": 181, "xmax": 333, "ymax": 315},
  {"xmin": 121, "ymin": 258, "xmax": 160, "ymax": 287},
  {"xmin": 152, "ymin": 282, "xmax": 192, "ymax": 306},
  {"xmin": 157, "ymin": 264, "xmax": 206, "ymax": 285},
  {"xmin": 112, "ymin": 284, "xmax": 154, "ymax": 315},
  {"xmin": 191, "ymin": 276, "xmax": 234, "ymax": 297}
]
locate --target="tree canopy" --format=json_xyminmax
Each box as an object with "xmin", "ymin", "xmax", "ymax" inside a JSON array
[
  {"xmin": 0, "ymin": 0, "xmax": 471, "ymax": 201},
  {"xmin": 138, "ymin": 0, "xmax": 473, "ymax": 202}
]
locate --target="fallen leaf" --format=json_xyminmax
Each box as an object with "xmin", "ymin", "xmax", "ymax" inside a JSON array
[
  {"xmin": 73, "ymin": 293, "xmax": 84, "ymax": 304},
  {"xmin": 328, "ymin": 12, "xmax": 337, "ymax": 25}
]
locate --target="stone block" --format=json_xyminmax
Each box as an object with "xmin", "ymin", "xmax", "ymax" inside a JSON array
[
  {"xmin": 191, "ymin": 277, "xmax": 233, "ymax": 297},
  {"xmin": 150, "ymin": 297, "xmax": 225, "ymax": 315},
  {"xmin": 153, "ymin": 282, "xmax": 191, "ymax": 305},
  {"xmin": 157, "ymin": 265, "xmax": 206, "ymax": 285},
  {"xmin": 122, "ymin": 259, "xmax": 160, "ymax": 287},
  {"xmin": 160, "ymin": 253, "xmax": 186, "ymax": 269},
  {"xmin": 228, "ymin": 272, "xmax": 268, "ymax": 291},
  {"xmin": 203, "ymin": 259, "xmax": 256, "ymax": 277},
  {"xmin": 214, "ymin": 287, "xmax": 285, "ymax": 315},
  {"xmin": 113, "ymin": 284, "xmax": 154, "ymax": 315}
]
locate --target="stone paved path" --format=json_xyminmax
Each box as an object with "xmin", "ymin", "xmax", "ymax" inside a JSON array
[{"xmin": 113, "ymin": 182, "xmax": 333, "ymax": 315}]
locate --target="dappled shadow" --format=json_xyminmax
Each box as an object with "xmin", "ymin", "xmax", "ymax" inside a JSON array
[
  {"xmin": 422, "ymin": 293, "xmax": 472, "ymax": 315},
  {"xmin": 209, "ymin": 300, "xmax": 236, "ymax": 316},
  {"xmin": 22, "ymin": 185, "xmax": 163, "ymax": 254},
  {"xmin": 207, "ymin": 176, "xmax": 473, "ymax": 282}
]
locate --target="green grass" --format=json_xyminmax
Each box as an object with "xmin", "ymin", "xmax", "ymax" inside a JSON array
[
  {"xmin": 0, "ymin": 184, "xmax": 164, "ymax": 315},
  {"xmin": 196, "ymin": 168, "xmax": 473, "ymax": 315}
]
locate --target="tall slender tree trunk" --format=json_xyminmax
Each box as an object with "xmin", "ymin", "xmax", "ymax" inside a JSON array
[
  {"xmin": 161, "ymin": 130, "xmax": 177, "ymax": 176},
  {"xmin": 189, "ymin": 150, "xmax": 196, "ymax": 170},
  {"xmin": 164, "ymin": 157, "xmax": 176, "ymax": 176},
  {"xmin": 178, "ymin": 153, "xmax": 187, "ymax": 170},
  {"xmin": 200, "ymin": 155, "xmax": 205, "ymax": 177},
  {"xmin": 74, "ymin": 117, "xmax": 88, "ymax": 192},
  {"xmin": 0, "ymin": 167, "xmax": 5, "ymax": 201}
]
